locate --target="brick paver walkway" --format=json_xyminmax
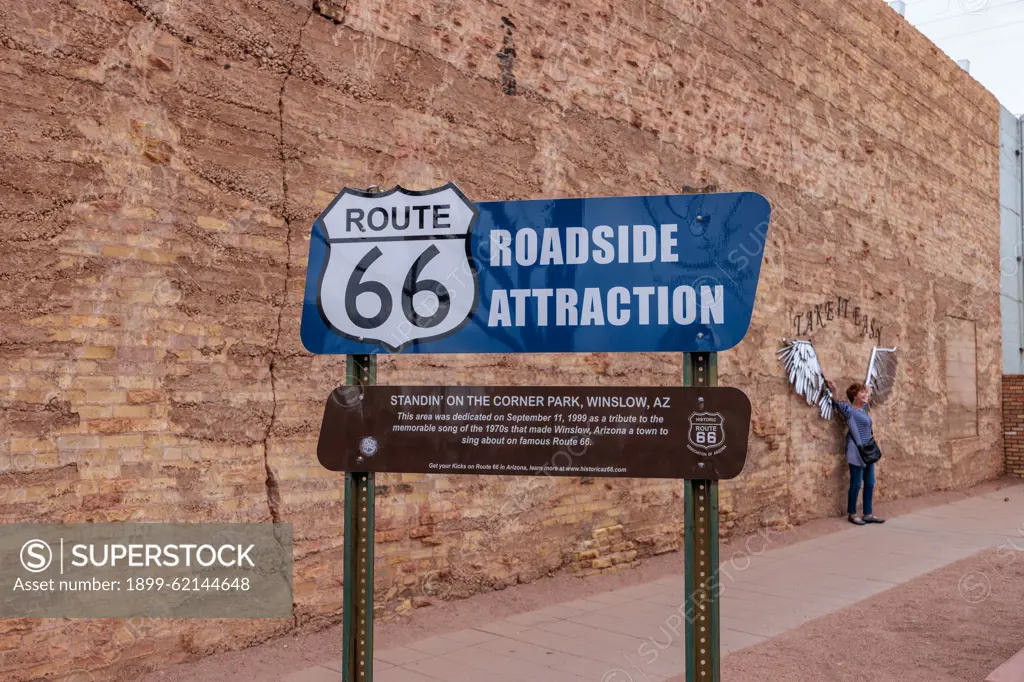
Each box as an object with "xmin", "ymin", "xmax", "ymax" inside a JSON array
[{"xmin": 278, "ymin": 485, "xmax": 1024, "ymax": 681}]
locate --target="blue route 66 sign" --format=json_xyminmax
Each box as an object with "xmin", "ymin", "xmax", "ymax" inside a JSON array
[{"xmin": 300, "ymin": 184, "xmax": 771, "ymax": 355}]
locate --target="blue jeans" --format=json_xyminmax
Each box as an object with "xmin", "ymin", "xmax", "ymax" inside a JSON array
[{"xmin": 848, "ymin": 463, "xmax": 875, "ymax": 516}]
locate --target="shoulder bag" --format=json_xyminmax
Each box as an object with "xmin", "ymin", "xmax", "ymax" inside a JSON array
[{"xmin": 856, "ymin": 438, "xmax": 882, "ymax": 465}]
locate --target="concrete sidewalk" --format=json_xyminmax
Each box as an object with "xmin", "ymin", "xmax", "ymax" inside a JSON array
[{"xmin": 280, "ymin": 484, "xmax": 1024, "ymax": 682}]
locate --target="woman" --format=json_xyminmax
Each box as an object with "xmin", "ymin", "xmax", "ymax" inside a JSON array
[{"xmin": 825, "ymin": 379, "xmax": 885, "ymax": 526}]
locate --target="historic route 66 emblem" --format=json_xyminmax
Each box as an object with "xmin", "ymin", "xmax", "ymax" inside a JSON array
[
  {"xmin": 687, "ymin": 411, "xmax": 726, "ymax": 456},
  {"xmin": 315, "ymin": 184, "xmax": 479, "ymax": 351}
]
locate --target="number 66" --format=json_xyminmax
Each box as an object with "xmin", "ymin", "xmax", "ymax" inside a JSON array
[{"xmin": 345, "ymin": 245, "xmax": 452, "ymax": 330}]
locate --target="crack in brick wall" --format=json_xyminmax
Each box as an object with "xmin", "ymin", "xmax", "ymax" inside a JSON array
[
  {"xmin": 496, "ymin": 16, "xmax": 517, "ymax": 96},
  {"xmin": 262, "ymin": 4, "xmax": 317, "ymax": 527}
]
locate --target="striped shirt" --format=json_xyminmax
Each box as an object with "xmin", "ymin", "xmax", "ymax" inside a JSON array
[{"xmin": 832, "ymin": 400, "xmax": 873, "ymax": 467}]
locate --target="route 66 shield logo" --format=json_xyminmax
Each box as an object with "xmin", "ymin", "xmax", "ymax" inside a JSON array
[
  {"xmin": 687, "ymin": 412, "xmax": 726, "ymax": 456},
  {"xmin": 313, "ymin": 184, "xmax": 479, "ymax": 351}
]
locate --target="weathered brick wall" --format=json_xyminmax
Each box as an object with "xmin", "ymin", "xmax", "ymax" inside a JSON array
[
  {"xmin": 0, "ymin": 0, "xmax": 1001, "ymax": 678},
  {"xmin": 1005, "ymin": 376, "xmax": 1024, "ymax": 477}
]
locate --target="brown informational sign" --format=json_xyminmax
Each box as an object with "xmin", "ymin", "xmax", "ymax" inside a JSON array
[{"xmin": 317, "ymin": 386, "xmax": 751, "ymax": 480}]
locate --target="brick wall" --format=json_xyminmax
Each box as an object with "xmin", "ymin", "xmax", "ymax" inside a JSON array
[
  {"xmin": 1005, "ymin": 375, "xmax": 1024, "ymax": 477},
  {"xmin": 0, "ymin": 0, "xmax": 1002, "ymax": 679}
]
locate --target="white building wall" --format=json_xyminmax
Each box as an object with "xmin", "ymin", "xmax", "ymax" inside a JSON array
[{"xmin": 999, "ymin": 106, "xmax": 1024, "ymax": 374}]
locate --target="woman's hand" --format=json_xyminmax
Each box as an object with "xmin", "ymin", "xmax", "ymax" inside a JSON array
[{"xmin": 825, "ymin": 379, "xmax": 837, "ymax": 395}]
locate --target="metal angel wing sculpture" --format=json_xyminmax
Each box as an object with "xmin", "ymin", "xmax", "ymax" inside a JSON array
[
  {"xmin": 777, "ymin": 339, "xmax": 898, "ymax": 420},
  {"xmin": 777, "ymin": 340, "xmax": 834, "ymax": 419},
  {"xmin": 864, "ymin": 347, "xmax": 898, "ymax": 405}
]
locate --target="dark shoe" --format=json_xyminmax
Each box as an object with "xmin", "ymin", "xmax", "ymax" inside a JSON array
[
  {"xmin": 863, "ymin": 515, "xmax": 885, "ymax": 524},
  {"xmin": 848, "ymin": 515, "xmax": 866, "ymax": 525}
]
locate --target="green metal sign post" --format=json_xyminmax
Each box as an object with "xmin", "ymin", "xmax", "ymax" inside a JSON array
[
  {"xmin": 682, "ymin": 183, "xmax": 722, "ymax": 682},
  {"xmin": 683, "ymin": 351, "xmax": 721, "ymax": 682},
  {"xmin": 342, "ymin": 354, "xmax": 375, "ymax": 682}
]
